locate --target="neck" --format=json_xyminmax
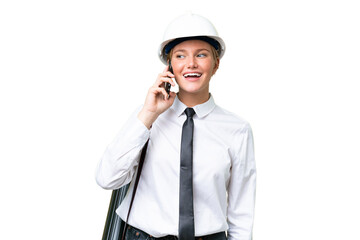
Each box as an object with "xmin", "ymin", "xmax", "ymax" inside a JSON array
[{"xmin": 177, "ymin": 90, "xmax": 210, "ymax": 107}]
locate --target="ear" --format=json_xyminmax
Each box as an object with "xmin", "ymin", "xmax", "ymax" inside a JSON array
[{"xmin": 212, "ymin": 58, "xmax": 220, "ymax": 76}]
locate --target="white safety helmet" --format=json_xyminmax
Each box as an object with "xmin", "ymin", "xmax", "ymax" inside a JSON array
[{"xmin": 158, "ymin": 13, "xmax": 226, "ymax": 64}]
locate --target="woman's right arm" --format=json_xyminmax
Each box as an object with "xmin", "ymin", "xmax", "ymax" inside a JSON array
[
  {"xmin": 95, "ymin": 66, "xmax": 176, "ymax": 190},
  {"xmin": 95, "ymin": 107, "xmax": 150, "ymax": 190}
]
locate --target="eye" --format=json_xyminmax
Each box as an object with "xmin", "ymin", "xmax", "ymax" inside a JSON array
[
  {"xmin": 197, "ymin": 53, "xmax": 207, "ymax": 58},
  {"xmin": 175, "ymin": 54, "xmax": 185, "ymax": 59}
]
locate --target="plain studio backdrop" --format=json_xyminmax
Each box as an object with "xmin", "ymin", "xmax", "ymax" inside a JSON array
[{"xmin": 0, "ymin": 0, "xmax": 359, "ymax": 239}]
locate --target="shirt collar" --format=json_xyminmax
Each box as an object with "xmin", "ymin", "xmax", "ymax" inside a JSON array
[{"xmin": 170, "ymin": 94, "xmax": 216, "ymax": 118}]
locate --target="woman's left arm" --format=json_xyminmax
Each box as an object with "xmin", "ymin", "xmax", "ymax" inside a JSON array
[{"xmin": 227, "ymin": 124, "xmax": 256, "ymax": 240}]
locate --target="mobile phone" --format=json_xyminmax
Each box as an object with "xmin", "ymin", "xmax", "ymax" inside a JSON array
[{"xmin": 164, "ymin": 61, "xmax": 173, "ymax": 95}]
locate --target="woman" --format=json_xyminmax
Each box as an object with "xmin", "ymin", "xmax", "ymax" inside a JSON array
[{"xmin": 96, "ymin": 13, "xmax": 256, "ymax": 240}]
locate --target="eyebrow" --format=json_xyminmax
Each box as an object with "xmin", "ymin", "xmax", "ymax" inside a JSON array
[{"xmin": 173, "ymin": 48, "xmax": 211, "ymax": 54}]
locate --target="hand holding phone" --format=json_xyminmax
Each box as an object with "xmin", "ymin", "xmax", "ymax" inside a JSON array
[{"xmin": 138, "ymin": 62, "xmax": 175, "ymax": 128}]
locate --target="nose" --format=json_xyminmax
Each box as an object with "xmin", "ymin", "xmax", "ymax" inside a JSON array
[{"xmin": 187, "ymin": 56, "xmax": 198, "ymax": 69}]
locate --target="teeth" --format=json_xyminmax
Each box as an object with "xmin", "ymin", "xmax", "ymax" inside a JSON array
[{"xmin": 184, "ymin": 73, "xmax": 201, "ymax": 78}]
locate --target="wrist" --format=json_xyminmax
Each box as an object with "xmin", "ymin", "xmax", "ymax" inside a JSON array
[{"xmin": 137, "ymin": 108, "xmax": 159, "ymax": 129}]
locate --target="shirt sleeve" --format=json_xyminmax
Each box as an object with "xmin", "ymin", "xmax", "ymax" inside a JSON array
[
  {"xmin": 95, "ymin": 106, "xmax": 150, "ymax": 190},
  {"xmin": 227, "ymin": 123, "xmax": 256, "ymax": 240}
]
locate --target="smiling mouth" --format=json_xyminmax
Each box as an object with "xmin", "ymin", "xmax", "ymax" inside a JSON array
[{"xmin": 183, "ymin": 73, "xmax": 202, "ymax": 78}]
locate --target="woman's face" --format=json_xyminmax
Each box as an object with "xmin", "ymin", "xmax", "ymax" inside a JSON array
[{"xmin": 170, "ymin": 40, "xmax": 219, "ymax": 97}]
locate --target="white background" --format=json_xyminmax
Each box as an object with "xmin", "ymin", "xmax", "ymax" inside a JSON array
[{"xmin": 1, "ymin": 0, "xmax": 359, "ymax": 239}]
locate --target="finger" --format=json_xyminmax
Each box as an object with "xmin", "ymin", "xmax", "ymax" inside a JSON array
[
  {"xmin": 150, "ymin": 86, "xmax": 169, "ymax": 98},
  {"xmin": 160, "ymin": 71, "xmax": 175, "ymax": 79},
  {"xmin": 162, "ymin": 66, "xmax": 175, "ymax": 77},
  {"xmin": 159, "ymin": 76, "xmax": 175, "ymax": 86},
  {"xmin": 154, "ymin": 76, "xmax": 175, "ymax": 88},
  {"xmin": 154, "ymin": 87, "xmax": 170, "ymax": 100}
]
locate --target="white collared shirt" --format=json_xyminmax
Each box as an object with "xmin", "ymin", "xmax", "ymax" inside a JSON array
[{"xmin": 96, "ymin": 95, "xmax": 256, "ymax": 240}]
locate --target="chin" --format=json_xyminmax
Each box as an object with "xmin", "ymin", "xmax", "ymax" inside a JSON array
[
  {"xmin": 177, "ymin": 78, "xmax": 210, "ymax": 94},
  {"xmin": 179, "ymin": 85, "xmax": 208, "ymax": 95}
]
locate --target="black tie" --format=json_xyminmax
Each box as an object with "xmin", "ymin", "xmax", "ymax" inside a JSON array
[{"xmin": 179, "ymin": 108, "xmax": 196, "ymax": 240}]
